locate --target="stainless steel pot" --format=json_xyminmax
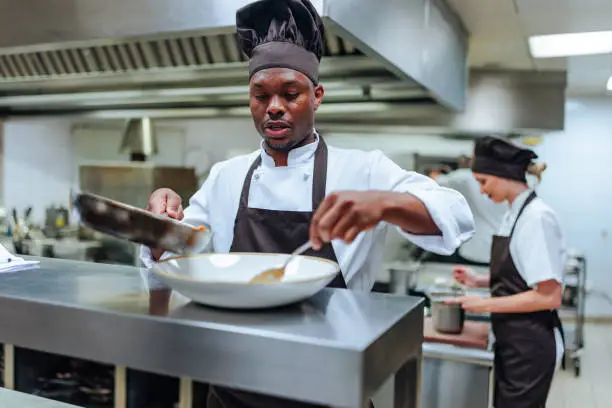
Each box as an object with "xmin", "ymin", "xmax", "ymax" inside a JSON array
[
  {"xmin": 388, "ymin": 261, "xmax": 421, "ymax": 295},
  {"xmin": 429, "ymin": 292, "xmax": 465, "ymax": 334}
]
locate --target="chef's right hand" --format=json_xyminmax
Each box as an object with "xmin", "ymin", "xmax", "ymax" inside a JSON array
[
  {"xmin": 453, "ymin": 265, "xmax": 479, "ymax": 288},
  {"xmin": 146, "ymin": 188, "xmax": 184, "ymax": 220}
]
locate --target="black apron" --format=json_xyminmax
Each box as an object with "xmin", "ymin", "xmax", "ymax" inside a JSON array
[
  {"xmin": 206, "ymin": 138, "xmax": 370, "ymax": 408},
  {"xmin": 490, "ymin": 192, "xmax": 564, "ymax": 408}
]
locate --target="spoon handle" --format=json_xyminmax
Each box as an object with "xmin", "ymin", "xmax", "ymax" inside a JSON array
[{"xmin": 292, "ymin": 240, "xmax": 312, "ymax": 256}]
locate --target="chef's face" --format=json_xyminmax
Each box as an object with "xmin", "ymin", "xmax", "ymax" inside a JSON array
[
  {"xmin": 249, "ymin": 68, "xmax": 324, "ymax": 151},
  {"xmin": 473, "ymin": 173, "xmax": 506, "ymax": 203}
]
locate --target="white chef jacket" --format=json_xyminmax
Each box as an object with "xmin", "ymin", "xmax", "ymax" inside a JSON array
[
  {"xmin": 499, "ymin": 189, "xmax": 567, "ymax": 287},
  {"xmin": 436, "ymin": 169, "xmax": 507, "ymax": 263},
  {"xmin": 498, "ymin": 188, "xmax": 567, "ymax": 369},
  {"xmin": 141, "ymin": 135, "xmax": 475, "ymax": 291}
]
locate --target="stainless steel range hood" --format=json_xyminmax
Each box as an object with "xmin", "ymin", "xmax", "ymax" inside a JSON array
[
  {"xmin": 0, "ymin": 0, "xmax": 468, "ymax": 111},
  {"xmin": 0, "ymin": 0, "xmax": 568, "ymax": 134},
  {"xmin": 119, "ymin": 117, "xmax": 158, "ymax": 161}
]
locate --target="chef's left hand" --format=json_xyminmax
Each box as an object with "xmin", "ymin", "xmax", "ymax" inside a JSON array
[
  {"xmin": 445, "ymin": 295, "xmax": 491, "ymax": 313},
  {"xmin": 310, "ymin": 191, "xmax": 388, "ymax": 250}
]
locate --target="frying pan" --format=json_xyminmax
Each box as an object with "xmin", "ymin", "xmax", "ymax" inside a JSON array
[{"xmin": 71, "ymin": 191, "xmax": 210, "ymax": 255}]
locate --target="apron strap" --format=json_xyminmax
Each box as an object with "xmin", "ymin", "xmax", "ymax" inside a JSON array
[
  {"xmin": 311, "ymin": 136, "xmax": 328, "ymax": 210},
  {"xmin": 238, "ymin": 155, "xmax": 263, "ymax": 211},
  {"xmin": 237, "ymin": 135, "xmax": 329, "ymax": 212},
  {"xmin": 509, "ymin": 191, "xmax": 537, "ymax": 237}
]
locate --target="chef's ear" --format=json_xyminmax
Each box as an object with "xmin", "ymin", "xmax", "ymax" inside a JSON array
[{"xmin": 313, "ymin": 84, "xmax": 325, "ymax": 111}]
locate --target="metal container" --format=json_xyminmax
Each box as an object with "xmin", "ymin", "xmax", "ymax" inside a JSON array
[
  {"xmin": 429, "ymin": 292, "xmax": 465, "ymax": 334},
  {"xmin": 387, "ymin": 261, "xmax": 421, "ymax": 295}
]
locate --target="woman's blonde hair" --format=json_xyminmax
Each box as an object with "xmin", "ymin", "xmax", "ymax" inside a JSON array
[{"xmin": 527, "ymin": 162, "xmax": 547, "ymax": 181}]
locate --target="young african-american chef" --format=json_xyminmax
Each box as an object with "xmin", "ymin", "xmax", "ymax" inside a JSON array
[
  {"xmin": 449, "ymin": 136, "xmax": 566, "ymax": 408},
  {"xmin": 141, "ymin": 0, "xmax": 474, "ymax": 407}
]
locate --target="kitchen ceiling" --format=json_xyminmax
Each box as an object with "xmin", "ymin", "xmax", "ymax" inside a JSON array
[{"xmin": 448, "ymin": 0, "xmax": 612, "ymax": 96}]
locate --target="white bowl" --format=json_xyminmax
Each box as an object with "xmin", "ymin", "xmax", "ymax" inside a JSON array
[{"xmin": 151, "ymin": 253, "xmax": 340, "ymax": 309}]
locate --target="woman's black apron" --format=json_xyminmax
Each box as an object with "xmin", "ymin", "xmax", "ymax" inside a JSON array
[
  {"xmin": 489, "ymin": 191, "xmax": 564, "ymax": 408},
  {"xmin": 205, "ymin": 138, "xmax": 373, "ymax": 408}
]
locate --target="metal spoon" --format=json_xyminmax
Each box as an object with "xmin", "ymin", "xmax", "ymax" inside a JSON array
[{"xmin": 249, "ymin": 241, "xmax": 313, "ymax": 284}]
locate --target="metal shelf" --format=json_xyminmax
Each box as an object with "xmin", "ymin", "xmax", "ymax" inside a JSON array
[{"xmin": 560, "ymin": 254, "xmax": 587, "ymax": 378}]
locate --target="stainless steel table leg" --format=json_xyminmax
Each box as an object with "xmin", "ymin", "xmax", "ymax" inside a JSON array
[
  {"xmin": 179, "ymin": 377, "xmax": 193, "ymax": 408},
  {"xmin": 394, "ymin": 350, "xmax": 422, "ymax": 408},
  {"xmin": 3, "ymin": 344, "xmax": 14, "ymax": 390},
  {"xmin": 115, "ymin": 366, "xmax": 127, "ymax": 408},
  {"xmin": 487, "ymin": 365, "xmax": 495, "ymax": 408}
]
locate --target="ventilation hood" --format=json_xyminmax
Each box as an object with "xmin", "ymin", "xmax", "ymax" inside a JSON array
[
  {"xmin": 0, "ymin": 0, "xmax": 567, "ymax": 134},
  {"xmin": 119, "ymin": 117, "xmax": 158, "ymax": 161},
  {"xmin": 0, "ymin": 0, "xmax": 468, "ymax": 112}
]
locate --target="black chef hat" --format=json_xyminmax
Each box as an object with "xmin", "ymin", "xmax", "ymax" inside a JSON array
[
  {"xmin": 236, "ymin": 0, "xmax": 325, "ymax": 84},
  {"xmin": 472, "ymin": 136, "xmax": 538, "ymax": 182}
]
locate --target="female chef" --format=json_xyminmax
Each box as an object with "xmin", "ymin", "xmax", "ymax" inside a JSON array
[{"xmin": 448, "ymin": 136, "xmax": 566, "ymax": 408}]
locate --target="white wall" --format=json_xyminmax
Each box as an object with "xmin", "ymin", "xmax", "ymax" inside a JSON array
[
  {"xmin": 3, "ymin": 119, "xmax": 74, "ymax": 224},
  {"xmin": 534, "ymin": 97, "xmax": 612, "ymax": 317}
]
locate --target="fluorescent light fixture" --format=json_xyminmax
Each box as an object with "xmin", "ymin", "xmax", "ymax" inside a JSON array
[
  {"xmin": 607, "ymin": 76, "xmax": 612, "ymax": 92},
  {"xmin": 528, "ymin": 30, "xmax": 612, "ymax": 58}
]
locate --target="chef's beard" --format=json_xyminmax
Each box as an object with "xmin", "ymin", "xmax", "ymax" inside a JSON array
[{"xmin": 264, "ymin": 133, "xmax": 311, "ymax": 152}]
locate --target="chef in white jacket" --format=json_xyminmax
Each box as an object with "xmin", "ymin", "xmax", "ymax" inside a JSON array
[
  {"xmin": 141, "ymin": 1, "xmax": 474, "ymax": 406},
  {"xmin": 431, "ymin": 157, "xmax": 507, "ymax": 265}
]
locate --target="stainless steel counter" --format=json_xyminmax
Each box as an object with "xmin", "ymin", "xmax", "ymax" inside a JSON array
[
  {"xmin": 0, "ymin": 388, "xmax": 80, "ymax": 407},
  {"xmin": 0, "ymin": 257, "xmax": 424, "ymax": 408}
]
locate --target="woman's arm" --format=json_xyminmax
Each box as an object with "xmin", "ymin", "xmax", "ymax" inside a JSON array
[
  {"xmin": 453, "ymin": 265, "xmax": 490, "ymax": 288},
  {"xmin": 448, "ymin": 280, "xmax": 561, "ymax": 313},
  {"xmin": 486, "ymin": 280, "xmax": 561, "ymax": 313}
]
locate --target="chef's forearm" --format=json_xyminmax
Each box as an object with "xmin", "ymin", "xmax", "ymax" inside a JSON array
[
  {"xmin": 381, "ymin": 192, "xmax": 442, "ymax": 236},
  {"xmin": 485, "ymin": 288, "xmax": 561, "ymax": 314}
]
